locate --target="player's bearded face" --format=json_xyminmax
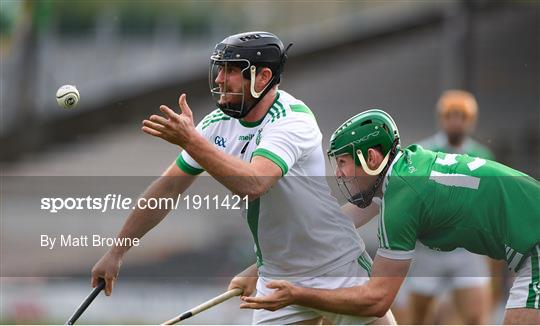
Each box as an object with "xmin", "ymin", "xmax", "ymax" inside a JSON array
[{"xmin": 215, "ymin": 65, "xmax": 256, "ymax": 107}]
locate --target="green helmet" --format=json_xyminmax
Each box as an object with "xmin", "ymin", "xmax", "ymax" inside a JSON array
[
  {"xmin": 327, "ymin": 109, "xmax": 400, "ymax": 208},
  {"xmin": 328, "ymin": 109, "xmax": 400, "ymax": 168}
]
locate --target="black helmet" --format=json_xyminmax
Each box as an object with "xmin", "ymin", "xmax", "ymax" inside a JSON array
[{"xmin": 209, "ymin": 31, "xmax": 292, "ymax": 119}]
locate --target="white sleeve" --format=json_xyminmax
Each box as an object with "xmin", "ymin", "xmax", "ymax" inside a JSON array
[
  {"xmin": 376, "ymin": 248, "xmax": 415, "ymax": 260},
  {"xmin": 252, "ymin": 114, "xmax": 321, "ymax": 175}
]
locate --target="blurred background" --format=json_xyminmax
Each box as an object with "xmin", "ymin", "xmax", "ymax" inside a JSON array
[{"xmin": 1, "ymin": 0, "xmax": 538, "ymax": 324}]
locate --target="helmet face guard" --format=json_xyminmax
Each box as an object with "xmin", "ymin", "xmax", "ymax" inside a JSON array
[
  {"xmin": 209, "ymin": 58, "xmax": 252, "ymax": 119},
  {"xmin": 328, "ymin": 146, "xmax": 372, "ymax": 208}
]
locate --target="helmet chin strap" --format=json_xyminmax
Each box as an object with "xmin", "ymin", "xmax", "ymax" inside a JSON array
[
  {"xmin": 249, "ymin": 65, "xmax": 272, "ymax": 98},
  {"xmin": 347, "ymin": 139, "xmax": 399, "ymax": 208},
  {"xmin": 357, "ymin": 150, "xmax": 391, "ymax": 176}
]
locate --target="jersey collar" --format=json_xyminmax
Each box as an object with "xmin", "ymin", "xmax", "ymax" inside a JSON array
[
  {"xmin": 239, "ymin": 91, "xmax": 281, "ymax": 128},
  {"xmin": 381, "ymin": 150, "xmax": 403, "ymax": 196}
]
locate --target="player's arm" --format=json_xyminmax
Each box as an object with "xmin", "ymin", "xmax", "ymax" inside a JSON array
[
  {"xmin": 91, "ymin": 162, "xmax": 197, "ymax": 295},
  {"xmin": 341, "ymin": 202, "xmax": 380, "ymax": 228},
  {"xmin": 142, "ymin": 94, "xmax": 281, "ymax": 199},
  {"xmin": 184, "ymin": 137, "xmax": 281, "ymax": 198},
  {"xmin": 241, "ymin": 255, "xmax": 410, "ymax": 317}
]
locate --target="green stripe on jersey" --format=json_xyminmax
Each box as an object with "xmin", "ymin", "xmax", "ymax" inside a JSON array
[
  {"xmin": 357, "ymin": 255, "xmax": 372, "ymax": 276},
  {"xmin": 268, "ymin": 109, "xmax": 276, "ymax": 122},
  {"xmin": 252, "ymin": 148, "xmax": 289, "ymax": 176},
  {"xmin": 526, "ymin": 245, "xmax": 540, "ymax": 308},
  {"xmin": 247, "ymin": 198, "xmax": 263, "ymax": 267},
  {"xmin": 201, "ymin": 110, "xmax": 225, "ymax": 123},
  {"xmin": 290, "ymin": 104, "xmax": 314, "ymax": 118},
  {"xmin": 379, "ymin": 201, "xmax": 389, "ymax": 249},
  {"xmin": 202, "ymin": 116, "xmax": 230, "ymax": 130},
  {"xmin": 176, "ymin": 154, "xmax": 204, "ymax": 175},
  {"xmin": 203, "ymin": 111, "xmax": 225, "ymax": 120},
  {"xmin": 273, "ymin": 105, "xmax": 281, "ymax": 120},
  {"xmin": 267, "ymin": 105, "xmax": 283, "ymax": 123},
  {"xmin": 275, "ymin": 100, "xmax": 286, "ymax": 118}
]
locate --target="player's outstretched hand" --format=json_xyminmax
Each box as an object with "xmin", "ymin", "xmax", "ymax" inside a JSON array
[
  {"xmin": 142, "ymin": 94, "xmax": 196, "ymax": 148},
  {"xmin": 240, "ymin": 280, "xmax": 297, "ymax": 311}
]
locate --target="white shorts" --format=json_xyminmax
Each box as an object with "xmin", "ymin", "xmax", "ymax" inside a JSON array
[
  {"xmin": 506, "ymin": 245, "xmax": 540, "ymax": 309},
  {"xmin": 252, "ymin": 252, "xmax": 378, "ymax": 325},
  {"xmin": 407, "ymin": 243, "xmax": 489, "ymax": 296}
]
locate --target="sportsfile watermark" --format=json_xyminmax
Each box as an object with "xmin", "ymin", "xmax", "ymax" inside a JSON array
[
  {"xmin": 40, "ymin": 194, "xmax": 249, "ymax": 213},
  {"xmin": 3, "ymin": 175, "xmax": 537, "ymax": 278}
]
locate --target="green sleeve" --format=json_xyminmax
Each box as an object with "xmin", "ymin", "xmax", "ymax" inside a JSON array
[
  {"xmin": 377, "ymin": 176, "xmax": 420, "ymax": 259},
  {"xmin": 252, "ymin": 148, "xmax": 288, "ymax": 176}
]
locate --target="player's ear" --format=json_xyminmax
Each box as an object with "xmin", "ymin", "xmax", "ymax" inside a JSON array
[
  {"xmin": 366, "ymin": 148, "xmax": 383, "ymax": 170},
  {"xmin": 256, "ymin": 67, "xmax": 273, "ymax": 91}
]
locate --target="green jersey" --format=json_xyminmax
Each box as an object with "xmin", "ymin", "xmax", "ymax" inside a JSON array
[{"xmin": 376, "ymin": 145, "xmax": 540, "ymax": 272}]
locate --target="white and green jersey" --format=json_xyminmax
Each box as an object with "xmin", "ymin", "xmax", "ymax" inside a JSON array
[
  {"xmin": 376, "ymin": 145, "xmax": 540, "ymax": 272},
  {"xmin": 177, "ymin": 90, "xmax": 364, "ymax": 278}
]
